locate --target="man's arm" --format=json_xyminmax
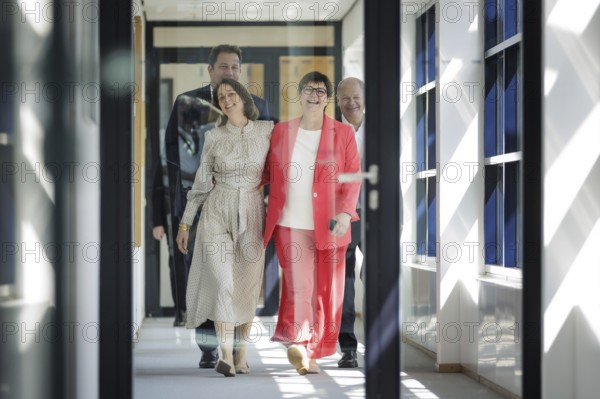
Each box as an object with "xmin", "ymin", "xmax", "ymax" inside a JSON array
[
  {"xmin": 151, "ymin": 162, "xmax": 167, "ymax": 240},
  {"xmin": 151, "ymin": 161, "xmax": 166, "ymax": 228},
  {"xmin": 253, "ymin": 95, "xmax": 271, "ymax": 121},
  {"xmin": 164, "ymin": 96, "xmax": 184, "ymax": 219}
]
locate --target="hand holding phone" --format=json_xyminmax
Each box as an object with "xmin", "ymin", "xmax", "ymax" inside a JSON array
[{"xmin": 329, "ymin": 219, "xmax": 337, "ymax": 231}]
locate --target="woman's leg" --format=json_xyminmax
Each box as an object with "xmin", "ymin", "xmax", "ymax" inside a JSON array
[
  {"xmin": 214, "ymin": 321, "xmax": 236, "ymax": 377},
  {"xmin": 233, "ymin": 322, "xmax": 251, "ymax": 373},
  {"xmin": 273, "ymin": 227, "xmax": 316, "ymax": 374},
  {"xmin": 273, "ymin": 227, "xmax": 317, "ymax": 346},
  {"xmin": 308, "ymin": 243, "xmax": 348, "ymax": 359}
]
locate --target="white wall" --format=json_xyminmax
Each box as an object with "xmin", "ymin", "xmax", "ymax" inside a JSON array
[
  {"xmin": 341, "ymin": 0, "xmax": 363, "ymax": 49},
  {"xmin": 542, "ymin": 1, "xmax": 600, "ymax": 397},
  {"xmin": 437, "ymin": 0, "xmax": 483, "ymax": 368}
]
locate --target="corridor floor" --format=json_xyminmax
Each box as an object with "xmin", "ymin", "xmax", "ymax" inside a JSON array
[{"xmin": 133, "ymin": 316, "xmax": 506, "ymax": 398}]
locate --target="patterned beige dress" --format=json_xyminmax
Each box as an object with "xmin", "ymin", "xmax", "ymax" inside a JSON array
[{"xmin": 181, "ymin": 120, "xmax": 274, "ymax": 328}]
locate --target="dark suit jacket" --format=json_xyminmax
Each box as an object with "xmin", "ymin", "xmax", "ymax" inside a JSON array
[
  {"xmin": 161, "ymin": 84, "xmax": 270, "ymax": 222},
  {"xmin": 152, "ymin": 162, "xmax": 167, "ymax": 229},
  {"xmin": 262, "ymin": 115, "xmax": 361, "ymax": 250}
]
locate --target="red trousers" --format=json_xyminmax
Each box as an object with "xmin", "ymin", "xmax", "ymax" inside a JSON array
[{"xmin": 271, "ymin": 226, "xmax": 347, "ymax": 359}]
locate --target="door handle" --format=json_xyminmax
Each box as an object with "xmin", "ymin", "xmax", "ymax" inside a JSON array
[
  {"xmin": 339, "ymin": 164, "xmax": 380, "ymax": 210},
  {"xmin": 0, "ymin": 133, "xmax": 11, "ymax": 146},
  {"xmin": 338, "ymin": 164, "xmax": 379, "ymax": 185}
]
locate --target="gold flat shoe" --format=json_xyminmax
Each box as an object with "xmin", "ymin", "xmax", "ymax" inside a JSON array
[{"xmin": 287, "ymin": 345, "xmax": 309, "ymax": 375}]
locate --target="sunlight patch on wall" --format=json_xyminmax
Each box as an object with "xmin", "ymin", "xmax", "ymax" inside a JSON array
[
  {"xmin": 544, "ymin": 68, "xmax": 558, "ymax": 96},
  {"xmin": 544, "ymin": 219, "xmax": 600, "ymax": 352},
  {"xmin": 547, "ymin": 0, "xmax": 600, "ymax": 35},
  {"xmin": 20, "ymin": 105, "xmax": 54, "ymax": 204},
  {"xmin": 544, "ymin": 104, "xmax": 600, "ymax": 245}
]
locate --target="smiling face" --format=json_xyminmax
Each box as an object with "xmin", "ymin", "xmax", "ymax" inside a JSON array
[
  {"xmin": 208, "ymin": 52, "xmax": 241, "ymax": 85},
  {"xmin": 299, "ymin": 81, "xmax": 329, "ymax": 115},
  {"xmin": 216, "ymin": 83, "xmax": 245, "ymax": 119},
  {"xmin": 337, "ymin": 79, "xmax": 364, "ymax": 124}
]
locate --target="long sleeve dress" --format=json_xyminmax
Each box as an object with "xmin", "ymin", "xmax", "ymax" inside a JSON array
[{"xmin": 181, "ymin": 120, "xmax": 274, "ymax": 328}]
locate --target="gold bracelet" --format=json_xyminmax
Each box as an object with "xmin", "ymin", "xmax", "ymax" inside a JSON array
[{"xmin": 178, "ymin": 223, "xmax": 190, "ymax": 231}]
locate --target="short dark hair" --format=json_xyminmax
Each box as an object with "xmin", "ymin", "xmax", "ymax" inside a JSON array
[
  {"xmin": 298, "ymin": 71, "xmax": 333, "ymax": 98},
  {"xmin": 213, "ymin": 78, "xmax": 259, "ymax": 126},
  {"xmin": 207, "ymin": 44, "xmax": 242, "ymax": 67}
]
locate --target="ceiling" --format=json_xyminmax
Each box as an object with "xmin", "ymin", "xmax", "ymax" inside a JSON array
[{"xmin": 141, "ymin": 0, "xmax": 359, "ymax": 22}]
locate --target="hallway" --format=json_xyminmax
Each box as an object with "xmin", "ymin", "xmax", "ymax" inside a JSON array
[{"xmin": 133, "ymin": 317, "xmax": 506, "ymax": 398}]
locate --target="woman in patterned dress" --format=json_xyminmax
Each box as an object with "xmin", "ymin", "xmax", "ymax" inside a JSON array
[{"xmin": 176, "ymin": 78, "xmax": 273, "ymax": 377}]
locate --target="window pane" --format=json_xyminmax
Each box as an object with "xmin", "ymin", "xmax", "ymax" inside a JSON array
[
  {"xmin": 416, "ymin": 15, "xmax": 425, "ymax": 87},
  {"xmin": 504, "ymin": 162, "xmax": 519, "ymax": 267},
  {"xmin": 484, "ymin": 0, "xmax": 498, "ymax": 50},
  {"xmin": 427, "ymin": 176, "xmax": 437, "ymax": 257},
  {"xmin": 517, "ymin": 161, "xmax": 523, "ymax": 268},
  {"xmin": 485, "ymin": 58, "xmax": 498, "ymax": 158},
  {"xmin": 484, "ymin": 165, "xmax": 501, "ymax": 264},
  {"xmin": 504, "ymin": 0, "xmax": 519, "ymax": 39},
  {"xmin": 427, "ymin": 7, "xmax": 436, "ymax": 84},
  {"xmin": 427, "ymin": 89, "xmax": 436, "ymax": 170},
  {"xmin": 505, "ymin": 45, "xmax": 519, "ymax": 153},
  {"xmin": 417, "ymin": 94, "xmax": 426, "ymax": 172},
  {"xmin": 417, "ymin": 179, "xmax": 426, "ymax": 256}
]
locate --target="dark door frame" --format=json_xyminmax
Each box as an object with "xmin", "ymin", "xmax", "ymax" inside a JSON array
[
  {"xmin": 99, "ymin": 1, "xmax": 133, "ymax": 398},
  {"xmin": 522, "ymin": 0, "xmax": 543, "ymax": 397},
  {"xmin": 364, "ymin": 1, "xmax": 401, "ymax": 397}
]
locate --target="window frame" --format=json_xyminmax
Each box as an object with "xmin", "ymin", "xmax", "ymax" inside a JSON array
[
  {"xmin": 415, "ymin": 3, "xmax": 437, "ymax": 266},
  {"xmin": 483, "ymin": 0, "xmax": 523, "ymax": 275}
]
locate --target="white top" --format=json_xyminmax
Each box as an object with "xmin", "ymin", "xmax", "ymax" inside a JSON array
[
  {"xmin": 342, "ymin": 114, "xmax": 365, "ymax": 159},
  {"xmin": 277, "ymin": 128, "xmax": 322, "ymax": 230}
]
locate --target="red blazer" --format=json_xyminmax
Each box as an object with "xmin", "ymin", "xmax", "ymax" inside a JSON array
[{"xmin": 263, "ymin": 115, "xmax": 361, "ymax": 249}]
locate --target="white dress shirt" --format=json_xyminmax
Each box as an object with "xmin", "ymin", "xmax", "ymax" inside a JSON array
[{"xmin": 342, "ymin": 114, "xmax": 365, "ymax": 159}]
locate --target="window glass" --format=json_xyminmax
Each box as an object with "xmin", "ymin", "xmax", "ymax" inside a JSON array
[
  {"xmin": 483, "ymin": 0, "xmax": 522, "ymax": 269},
  {"xmin": 415, "ymin": 5, "xmax": 437, "ymax": 261}
]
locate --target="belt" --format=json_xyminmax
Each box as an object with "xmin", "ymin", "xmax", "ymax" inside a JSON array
[{"xmin": 213, "ymin": 184, "xmax": 259, "ymax": 242}]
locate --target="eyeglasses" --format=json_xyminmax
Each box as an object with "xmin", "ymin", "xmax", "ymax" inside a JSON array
[{"xmin": 302, "ymin": 86, "xmax": 328, "ymax": 97}]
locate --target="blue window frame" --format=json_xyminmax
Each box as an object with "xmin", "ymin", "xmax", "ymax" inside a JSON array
[
  {"xmin": 415, "ymin": 6, "xmax": 436, "ymax": 260},
  {"xmin": 484, "ymin": 0, "xmax": 522, "ymax": 269}
]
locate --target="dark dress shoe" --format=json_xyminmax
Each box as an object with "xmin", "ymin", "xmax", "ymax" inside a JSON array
[
  {"xmin": 338, "ymin": 350, "xmax": 358, "ymax": 368},
  {"xmin": 172, "ymin": 310, "xmax": 187, "ymax": 327},
  {"xmin": 198, "ymin": 349, "xmax": 219, "ymax": 369}
]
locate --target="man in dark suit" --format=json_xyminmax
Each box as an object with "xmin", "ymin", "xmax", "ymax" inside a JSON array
[
  {"xmin": 163, "ymin": 44, "xmax": 270, "ymax": 369},
  {"xmin": 336, "ymin": 77, "xmax": 365, "ymax": 368}
]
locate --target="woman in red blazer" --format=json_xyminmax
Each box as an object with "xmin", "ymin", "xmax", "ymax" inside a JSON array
[{"xmin": 263, "ymin": 71, "xmax": 361, "ymax": 374}]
